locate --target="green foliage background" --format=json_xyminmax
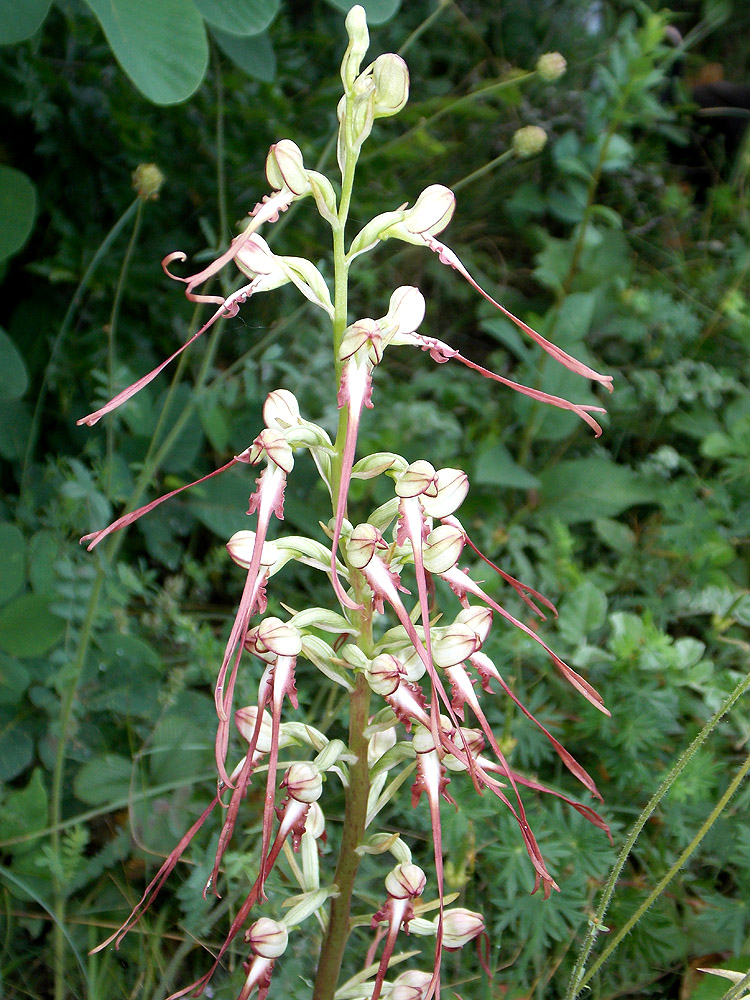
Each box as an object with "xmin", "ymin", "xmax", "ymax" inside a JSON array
[{"xmin": 1, "ymin": 0, "xmax": 750, "ymax": 998}]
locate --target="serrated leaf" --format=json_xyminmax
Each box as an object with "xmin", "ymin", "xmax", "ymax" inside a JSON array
[
  {"xmin": 73, "ymin": 754, "xmax": 133, "ymax": 806},
  {"xmin": 0, "ymin": 167, "xmax": 37, "ymax": 262},
  {"xmin": 0, "ymin": 768, "xmax": 48, "ymax": 852},
  {"xmin": 194, "ymin": 0, "xmax": 279, "ymax": 35},
  {"xmin": 82, "ymin": 0, "xmax": 208, "ymax": 105}
]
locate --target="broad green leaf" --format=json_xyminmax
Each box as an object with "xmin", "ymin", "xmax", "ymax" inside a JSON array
[
  {"xmin": 0, "ymin": 768, "xmax": 48, "ymax": 853},
  {"xmin": 537, "ymin": 457, "xmax": 660, "ymax": 524},
  {"xmin": 472, "ymin": 443, "xmax": 540, "ymax": 489},
  {"xmin": 212, "ymin": 27, "xmax": 275, "ymax": 81},
  {"xmin": 0, "ymin": 711, "xmax": 34, "ymax": 780},
  {"xmin": 0, "ymin": 167, "xmax": 37, "ymax": 262},
  {"xmin": 82, "ymin": 0, "xmax": 208, "ymax": 105},
  {"xmin": 323, "ymin": 0, "xmax": 401, "ymax": 26},
  {"xmin": 0, "ymin": 0, "xmax": 52, "ymax": 44},
  {"xmin": 0, "ymin": 328, "xmax": 29, "ymax": 401},
  {"xmin": 0, "ymin": 593, "xmax": 65, "ymax": 658},
  {"xmin": 194, "ymin": 0, "xmax": 279, "ymax": 35},
  {"xmin": 188, "ymin": 467, "xmax": 256, "ymax": 538},
  {"xmin": 558, "ymin": 582, "xmax": 607, "ymax": 646},
  {"xmin": 0, "ymin": 655, "xmax": 31, "ymax": 707},
  {"xmin": 0, "ymin": 523, "xmax": 25, "ymax": 604},
  {"xmin": 73, "ymin": 754, "xmax": 133, "ymax": 806}
]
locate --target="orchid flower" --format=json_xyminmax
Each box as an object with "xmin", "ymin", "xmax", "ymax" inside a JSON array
[{"xmin": 82, "ymin": 10, "xmax": 615, "ymax": 999}]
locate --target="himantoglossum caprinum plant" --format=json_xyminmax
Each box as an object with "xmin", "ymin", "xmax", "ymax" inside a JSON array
[{"xmin": 80, "ymin": 9, "xmax": 613, "ymax": 1000}]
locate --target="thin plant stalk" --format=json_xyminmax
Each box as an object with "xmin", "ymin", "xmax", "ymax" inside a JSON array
[{"xmin": 565, "ymin": 669, "xmax": 750, "ymax": 1000}]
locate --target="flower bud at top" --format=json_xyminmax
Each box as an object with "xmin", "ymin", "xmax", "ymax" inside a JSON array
[
  {"xmin": 266, "ymin": 139, "xmax": 309, "ymax": 196},
  {"xmin": 372, "ymin": 53, "xmax": 409, "ymax": 117},
  {"xmin": 283, "ymin": 762, "xmax": 323, "ymax": 803},
  {"xmin": 245, "ymin": 916, "xmax": 289, "ymax": 958},
  {"xmin": 132, "ymin": 163, "xmax": 165, "ymax": 201},
  {"xmin": 385, "ymin": 862, "xmax": 427, "ymax": 899},
  {"xmin": 341, "ymin": 5, "xmax": 370, "ymax": 90},
  {"xmin": 442, "ymin": 907, "xmax": 485, "ymax": 949},
  {"xmin": 512, "ymin": 125, "xmax": 548, "ymax": 158},
  {"xmin": 536, "ymin": 51, "xmax": 567, "ymax": 81}
]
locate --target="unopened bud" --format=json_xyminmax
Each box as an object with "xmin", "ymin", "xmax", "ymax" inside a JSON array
[
  {"xmin": 385, "ymin": 862, "xmax": 426, "ymax": 899},
  {"xmin": 384, "ymin": 285, "xmax": 426, "ymax": 337},
  {"xmin": 132, "ymin": 163, "xmax": 165, "ymax": 201},
  {"xmin": 245, "ymin": 916, "xmax": 288, "ymax": 958},
  {"xmin": 403, "ymin": 184, "xmax": 455, "ymax": 237},
  {"xmin": 341, "ymin": 5, "xmax": 370, "ymax": 90},
  {"xmin": 395, "ymin": 460, "xmax": 437, "ymax": 499},
  {"xmin": 536, "ymin": 51, "xmax": 566, "ymax": 82},
  {"xmin": 366, "ymin": 654, "xmax": 403, "ymax": 696},
  {"xmin": 411, "ymin": 717, "xmax": 452, "ymax": 754},
  {"xmin": 442, "ymin": 907, "xmax": 485, "ymax": 948},
  {"xmin": 512, "ymin": 125, "xmax": 547, "ymax": 158},
  {"xmin": 392, "ymin": 970, "xmax": 433, "ymax": 1000},
  {"xmin": 346, "ymin": 522, "xmax": 386, "ymax": 569},
  {"xmin": 423, "ymin": 523, "xmax": 464, "ymax": 574},
  {"xmin": 266, "ymin": 139, "xmax": 309, "ymax": 196},
  {"xmin": 235, "ymin": 706, "xmax": 274, "ymax": 752},
  {"xmin": 263, "ymin": 388, "xmax": 300, "ymax": 429},
  {"xmin": 368, "ymin": 725, "xmax": 397, "ymax": 766},
  {"xmin": 432, "ymin": 623, "xmax": 479, "ymax": 667},
  {"xmin": 455, "ymin": 606, "xmax": 493, "ymax": 644},
  {"xmin": 372, "ymin": 53, "xmax": 409, "ymax": 117},
  {"xmin": 247, "ymin": 427, "xmax": 294, "ymax": 473},
  {"xmin": 304, "ymin": 800, "xmax": 326, "ymax": 840},
  {"xmin": 283, "ymin": 761, "xmax": 323, "ymax": 802},
  {"xmin": 226, "ymin": 530, "xmax": 279, "ymax": 571},
  {"xmin": 420, "ymin": 467, "xmax": 469, "ymax": 517},
  {"xmin": 254, "ymin": 617, "xmax": 302, "ymax": 657}
]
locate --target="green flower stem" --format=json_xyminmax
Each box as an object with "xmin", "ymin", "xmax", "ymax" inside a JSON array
[
  {"xmin": 565, "ymin": 669, "xmax": 750, "ymax": 1000},
  {"xmin": 452, "ymin": 149, "xmax": 512, "ymax": 192},
  {"xmin": 313, "ymin": 102, "xmax": 376, "ymax": 1000},
  {"xmin": 580, "ymin": 746, "xmax": 750, "ymax": 991},
  {"xmin": 312, "ymin": 672, "xmax": 372, "ymax": 1000}
]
